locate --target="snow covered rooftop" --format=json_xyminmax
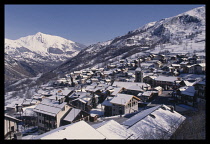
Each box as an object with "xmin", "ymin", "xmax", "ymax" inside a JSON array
[
  {"xmin": 154, "ymin": 75, "xmax": 178, "ymax": 82},
  {"xmin": 112, "ymin": 81, "xmax": 150, "ymax": 89},
  {"xmin": 127, "ymin": 85, "xmax": 144, "ymax": 92},
  {"xmin": 34, "ymin": 121, "xmax": 106, "ymax": 139},
  {"xmin": 22, "ymin": 105, "xmax": 37, "ymax": 116},
  {"xmin": 95, "ymin": 120, "xmax": 137, "ymax": 139},
  {"xmin": 142, "ymin": 91, "xmax": 153, "ymax": 97},
  {"xmin": 102, "ymin": 97, "xmax": 113, "ymax": 107},
  {"xmin": 33, "ymin": 98, "xmax": 67, "ymax": 117},
  {"xmin": 122, "ymin": 105, "xmax": 186, "ymax": 139},
  {"xmin": 179, "ymin": 86, "xmax": 195, "ymax": 96},
  {"xmin": 181, "ymin": 80, "xmax": 196, "ymax": 86},
  {"xmin": 63, "ymin": 108, "xmax": 81, "ymax": 122},
  {"xmin": 5, "ymin": 114, "xmax": 22, "ymax": 122},
  {"xmin": 111, "ymin": 87, "xmax": 123, "ymax": 96},
  {"xmin": 6, "ymin": 98, "xmax": 25, "ymax": 108},
  {"xmin": 122, "ymin": 105, "xmax": 161, "ymax": 127},
  {"xmin": 110, "ymin": 94, "xmax": 138, "ymax": 106}
]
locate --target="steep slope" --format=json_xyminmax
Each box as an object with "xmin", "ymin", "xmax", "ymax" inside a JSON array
[
  {"xmin": 53, "ymin": 6, "xmax": 205, "ymax": 74},
  {"xmin": 5, "ymin": 53, "xmax": 35, "ymax": 83},
  {"xmin": 5, "ymin": 32, "xmax": 86, "ymax": 86}
]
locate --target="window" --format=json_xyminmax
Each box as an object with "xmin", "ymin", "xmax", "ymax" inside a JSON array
[
  {"xmin": 11, "ymin": 126, "xmax": 14, "ymax": 132},
  {"xmin": 39, "ymin": 120, "xmax": 41, "ymax": 123}
]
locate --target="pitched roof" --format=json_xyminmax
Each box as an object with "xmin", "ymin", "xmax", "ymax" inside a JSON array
[
  {"xmin": 33, "ymin": 98, "xmax": 66, "ymax": 117},
  {"xmin": 112, "ymin": 81, "xmax": 150, "ymax": 89},
  {"xmin": 110, "ymin": 94, "xmax": 139, "ymax": 106},
  {"xmin": 34, "ymin": 121, "xmax": 106, "ymax": 139},
  {"xmin": 126, "ymin": 85, "xmax": 144, "ymax": 92},
  {"xmin": 63, "ymin": 108, "xmax": 81, "ymax": 122},
  {"xmin": 122, "ymin": 105, "xmax": 161, "ymax": 127},
  {"xmin": 5, "ymin": 114, "xmax": 22, "ymax": 122},
  {"xmin": 95, "ymin": 120, "xmax": 137, "ymax": 139},
  {"xmin": 179, "ymin": 86, "xmax": 195, "ymax": 96},
  {"xmin": 154, "ymin": 75, "xmax": 178, "ymax": 82},
  {"xmin": 101, "ymin": 97, "xmax": 113, "ymax": 106},
  {"xmin": 111, "ymin": 87, "xmax": 123, "ymax": 95},
  {"xmin": 122, "ymin": 105, "xmax": 186, "ymax": 139}
]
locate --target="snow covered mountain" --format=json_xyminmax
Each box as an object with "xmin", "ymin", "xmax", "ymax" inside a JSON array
[
  {"xmin": 5, "ymin": 32, "xmax": 86, "ymax": 86},
  {"xmin": 53, "ymin": 6, "xmax": 205, "ymax": 74}
]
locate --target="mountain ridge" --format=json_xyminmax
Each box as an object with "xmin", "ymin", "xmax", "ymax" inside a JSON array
[
  {"xmin": 5, "ymin": 32, "xmax": 86, "ymax": 86},
  {"xmin": 51, "ymin": 6, "xmax": 205, "ymax": 75}
]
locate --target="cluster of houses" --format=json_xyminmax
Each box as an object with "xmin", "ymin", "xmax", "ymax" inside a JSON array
[{"xmin": 4, "ymin": 51, "xmax": 205, "ymax": 140}]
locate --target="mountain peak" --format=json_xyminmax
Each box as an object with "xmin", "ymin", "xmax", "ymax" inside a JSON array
[{"xmin": 35, "ymin": 32, "xmax": 44, "ymax": 35}]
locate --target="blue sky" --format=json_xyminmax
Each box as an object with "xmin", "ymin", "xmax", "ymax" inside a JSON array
[{"xmin": 5, "ymin": 4, "xmax": 204, "ymax": 46}]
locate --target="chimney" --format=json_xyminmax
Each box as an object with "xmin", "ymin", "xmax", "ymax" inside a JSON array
[
  {"xmin": 15, "ymin": 104, "xmax": 19, "ymax": 112},
  {"xmin": 170, "ymin": 106, "xmax": 174, "ymax": 112}
]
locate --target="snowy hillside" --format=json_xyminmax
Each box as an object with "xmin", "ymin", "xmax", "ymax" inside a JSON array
[
  {"xmin": 53, "ymin": 6, "xmax": 205, "ymax": 74},
  {"xmin": 5, "ymin": 6, "xmax": 205, "ymax": 103}
]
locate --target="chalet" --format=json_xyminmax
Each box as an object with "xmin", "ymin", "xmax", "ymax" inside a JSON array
[
  {"xmin": 101, "ymin": 97, "xmax": 113, "ymax": 116},
  {"xmin": 138, "ymin": 91, "xmax": 154, "ymax": 102},
  {"xmin": 69, "ymin": 92, "xmax": 98, "ymax": 111},
  {"xmin": 154, "ymin": 61, "xmax": 162, "ymax": 69},
  {"xmin": 22, "ymin": 99, "xmax": 33, "ymax": 107},
  {"xmin": 103, "ymin": 94, "xmax": 140, "ymax": 116},
  {"xmin": 188, "ymin": 64, "xmax": 204, "ymax": 74},
  {"xmin": 21, "ymin": 105, "xmax": 37, "ymax": 127},
  {"xmin": 143, "ymin": 75, "xmax": 157, "ymax": 86},
  {"xmin": 4, "ymin": 114, "xmax": 22, "ymax": 140},
  {"xmin": 153, "ymin": 75, "xmax": 179, "ymax": 90},
  {"xmin": 5, "ymin": 99, "xmax": 24, "ymax": 115},
  {"xmin": 123, "ymin": 85, "xmax": 145, "ymax": 96},
  {"xmin": 33, "ymin": 98, "xmax": 71, "ymax": 133},
  {"xmin": 122, "ymin": 105, "xmax": 186, "ymax": 139},
  {"xmin": 176, "ymin": 86, "xmax": 196, "ymax": 107},
  {"xmin": 61, "ymin": 108, "xmax": 90, "ymax": 125},
  {"xmin": 194, "ymin": 80, "xmax": 206, "ymax": 103}
]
